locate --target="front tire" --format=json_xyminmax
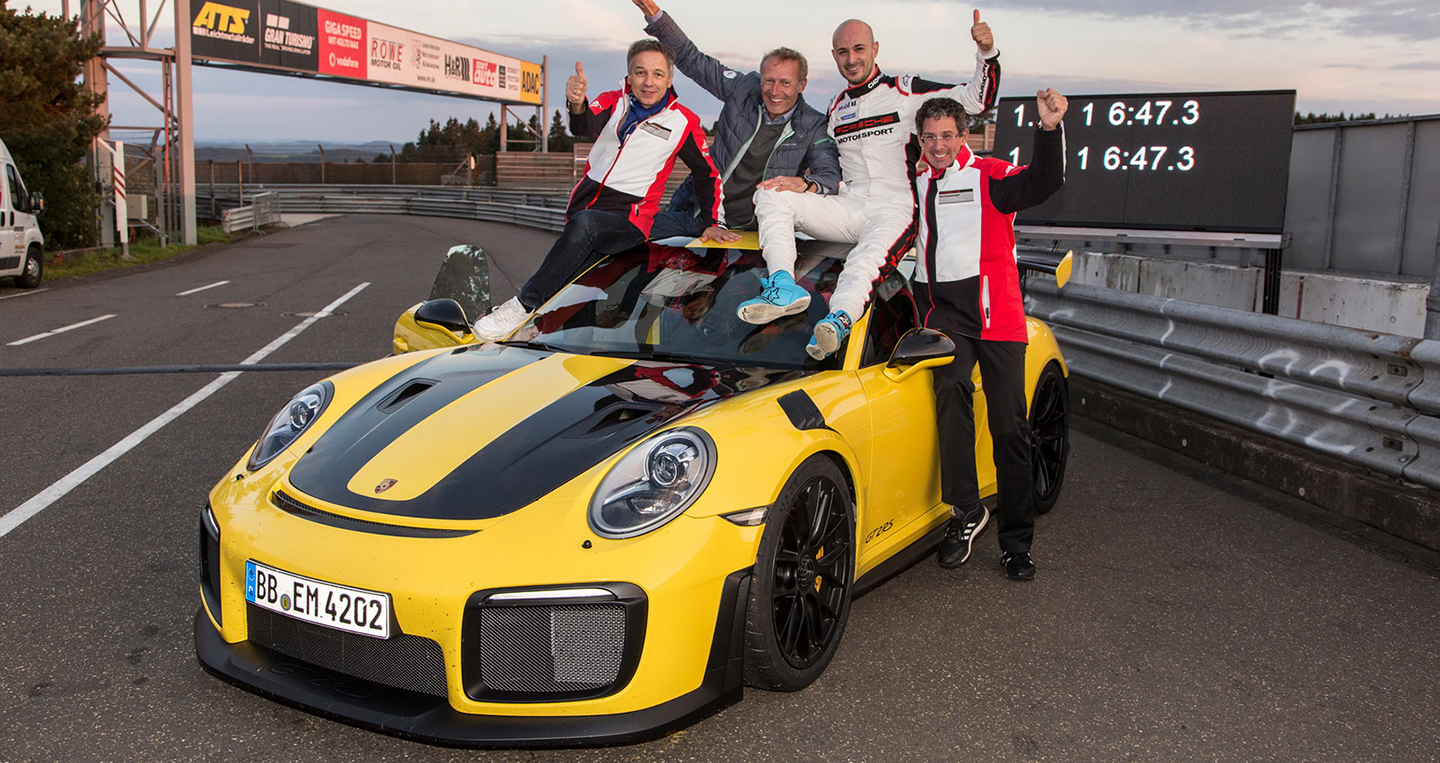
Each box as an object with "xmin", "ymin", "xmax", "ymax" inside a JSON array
[
  {"xmin": 743, "ymin": 455, "xmax": 854, "ymax": 691},
  {"xmin": 15, "ymin": 245, "xmax": 42, "ymax": 289},
  {"xmin": 1030, "ymin": 362, "xmax": 1069, "ymax": 515}
]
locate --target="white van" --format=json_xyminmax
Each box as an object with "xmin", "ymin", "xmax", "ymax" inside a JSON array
[{"xmin": 1, "ymin": 138, "xmax": 45, "ymax": 289}]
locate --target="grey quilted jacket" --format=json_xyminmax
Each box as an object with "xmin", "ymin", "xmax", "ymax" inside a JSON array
[{"xmin": 645, "ymin": 11, "xmax": 840, "ymax": 197}]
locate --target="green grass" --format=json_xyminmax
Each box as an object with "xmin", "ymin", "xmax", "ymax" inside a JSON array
[{"xmin": 45, "ymin": 225, "xmax": 236, "ymax": 280}]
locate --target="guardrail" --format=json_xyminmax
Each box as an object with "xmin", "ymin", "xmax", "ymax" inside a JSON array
[
  {"xmin": 1027, "ymin": 279, "xmax": 1440, "ymax": 490},
  {"xmin": 206, "ymin": 184, "xmax": 568, "ymax": 232},
  {"xmin": 220, "ymin": 191, "xmax": 282, "ymax": 232}
]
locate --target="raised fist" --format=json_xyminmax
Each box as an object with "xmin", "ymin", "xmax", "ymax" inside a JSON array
[{"xmin": 1037, "ymin": 88, "xmax": 1068, "ymax": 130}]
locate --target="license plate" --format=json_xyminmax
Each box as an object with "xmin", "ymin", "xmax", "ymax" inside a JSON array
[{"xmin": 245, "ymin": 560, "xmax": 391, "ymax": 639}]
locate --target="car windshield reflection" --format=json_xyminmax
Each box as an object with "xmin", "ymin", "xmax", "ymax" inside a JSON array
[{"xmin": 509, "ymin": 242, "xmax": 852, "ymax": 371}]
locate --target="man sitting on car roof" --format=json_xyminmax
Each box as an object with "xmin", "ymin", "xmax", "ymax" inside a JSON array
[
  {"xmin": 629, "ymin": 0, "xmax": 840, "ymax": 241},
  {"xmin": 474, "ymin": 39, "xmax": 733, "ymax": 341}
]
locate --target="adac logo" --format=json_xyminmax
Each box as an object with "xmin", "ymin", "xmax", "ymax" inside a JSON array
[
  {"xmin": 374, "ymin": 478, "xmax": 398, "ymax": 494},
  {"xmin": 193, "ymin": 2, "xmax": 254, "ymax": 44}
]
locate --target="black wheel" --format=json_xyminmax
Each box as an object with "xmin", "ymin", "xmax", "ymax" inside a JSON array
[
  {"xmin": 15, "ymin": 245, "xmax": 41, "ymax": 289},
  {"xmin": 743, "ymin": 455, "xmax": 854, "ymax": 691},
  {"xmin": 1030, "ymin": 362, "xmax": 1069, "ymax": 515}
]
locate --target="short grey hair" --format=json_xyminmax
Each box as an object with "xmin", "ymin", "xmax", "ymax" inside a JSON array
[
  {"xmin": 627, "ymin": 38, "xmax": 675, "ymax": 72},
  {"xmin": 760, "ymin": 47, "xmax": 808, "ymax": 81}
]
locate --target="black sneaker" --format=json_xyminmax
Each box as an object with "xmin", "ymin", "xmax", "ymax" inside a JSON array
[
  {"xmin": 937, "ymin": 505, "xmax": 989, "ymax": 568},
  {"xmin": 1001, "ymin": 551, "xmax": 1036, "ymax": 581}
]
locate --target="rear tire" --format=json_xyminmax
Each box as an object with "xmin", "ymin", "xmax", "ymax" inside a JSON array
[
  {"xmin": 743, "ymin": 455, "xmax": 854, "ymax": 691},
  {"xmin": 1030, "ymin": 362, "xmax": 1069, "ymax": 515},
  {"xmin": 15, "ymin": 245, "xmax": 41, "ymax": 289}
]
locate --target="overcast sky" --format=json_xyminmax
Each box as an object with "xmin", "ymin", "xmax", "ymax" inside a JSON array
[{"xmin": 21, "ymin": 0, "xmax": 1440, "ymax": 144}]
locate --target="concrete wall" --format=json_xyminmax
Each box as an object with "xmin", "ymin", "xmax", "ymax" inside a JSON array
[{"xmin": 1069, "ymin": 250, "xmax": 1428, "ymax": 337}]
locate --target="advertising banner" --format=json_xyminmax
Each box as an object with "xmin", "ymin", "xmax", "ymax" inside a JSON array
[{"xmin": 187, "ymin": 0, "xmax": 542, "ymax": 105}]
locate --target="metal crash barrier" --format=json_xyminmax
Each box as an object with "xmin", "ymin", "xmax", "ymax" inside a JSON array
[
  {"xmin": 220, "ymin": 191, "xmax": 282, "ymax": 232},
  {"xmin": 1027, "ymin": 279, "xmax": 1440, "ymax": 490},
  {"xmin": 207, "ymin": 185, "xmax": 568, "ymax": 233}
]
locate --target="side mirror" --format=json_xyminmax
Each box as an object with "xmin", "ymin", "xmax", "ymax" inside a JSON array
[
  {"xmin": 884, "ymin": 328, "xmax": 955, "ymax": 382},
  {"xmin": 414, "ymin": 299, "xmax": 471, "ymax": 334},
  {"xmin": 29, "ymin": 191, "xmax": 44, "ymax": 215}
]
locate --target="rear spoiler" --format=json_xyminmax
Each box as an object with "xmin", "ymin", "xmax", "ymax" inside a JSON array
[{"xmin": 1016, "ymin": 248, "xmax": 1073, "ymax": 289}]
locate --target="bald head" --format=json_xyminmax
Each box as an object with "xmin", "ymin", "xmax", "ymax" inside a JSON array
[{"xmin": 832, "ymin": 19, "xmax": 879, "ymax": 85}]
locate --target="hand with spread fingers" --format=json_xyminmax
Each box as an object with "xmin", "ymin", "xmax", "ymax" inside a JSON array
[
  {"xmin": 567, "ymin": 62, "xmax": 588, "ymax": 112},
  {"xmin": 700, "ymin": 226, "xmax": 744, "ymax": 244},
  {"xmin": 1036, "ymin": 88, "xmax": 1067, "ymax": 130},
  {"xmin": 756, "ymin": 176, "xmax": 812, "ymax": 194},
  {"xmin": 971, "ymin": 9, "xmax": 994, "ymax": 52}
]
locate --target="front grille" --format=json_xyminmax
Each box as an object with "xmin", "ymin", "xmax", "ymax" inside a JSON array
[
  {"xmin": 462, "ymin": 584, "xmax": 647, "ymax": 702},
  {"xmin": 478, "ymin": 605, "xmax": 626, "ymax": 693},
  {"xmin": 246, "ymin": 605, "xmax": 447, "ymax": 697}
]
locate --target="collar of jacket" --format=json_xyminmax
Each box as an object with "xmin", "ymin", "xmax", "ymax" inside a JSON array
[
  {"xmin": 921, "ymin": 145, "xmax": 976, "ymax": 179},
  {"xmin": 621, "ymin": 79, "xmax": 680, "ymax": 111},
  {"xmin": 840, "ymin": 67, "xmax": 890, "ymax": 100}
]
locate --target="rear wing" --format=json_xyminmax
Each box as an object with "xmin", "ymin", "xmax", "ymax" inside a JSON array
[{"xmin": 1017, "ymin": 248, "xmax": 1073, "ymax": 289}]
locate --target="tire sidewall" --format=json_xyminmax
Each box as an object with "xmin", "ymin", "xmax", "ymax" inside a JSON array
[
  {"xmin": 16, "ymin": 245, "xmax": 42, "ymax": 289},
  {"xmin": 743, "ymin": 455, "xmax": 855, "ymax": 691},
  {"xmin": 1031, "ymin": 362, "xmax": 1069, "ymax": 514}
]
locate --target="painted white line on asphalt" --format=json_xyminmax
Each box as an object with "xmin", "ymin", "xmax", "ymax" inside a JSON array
[
  {"xmin": 7, "ymin": 314, "xmax": 117, "ymax": 346},
  {"xmin": 0, "ymin": 282, "xmax": 370, "ymax": 540},
  {"xmin": 0, "ymin": 288, "xmax": 51, "ymax": 301},
  {"xmin": 177, "ymin": 280, "xmax": 230, "ymax": 296}
]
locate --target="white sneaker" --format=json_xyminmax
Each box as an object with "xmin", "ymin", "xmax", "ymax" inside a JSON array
[{"xmin": 472, "ymin": 297, "xmax": 530, "ymax": 341}]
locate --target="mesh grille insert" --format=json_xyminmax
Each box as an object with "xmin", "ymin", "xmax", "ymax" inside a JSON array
[
  {"xmin": 246, "ymin": 605, "xmax": 447, "ymax": 697},
  {"xmin": 478, "ymin": 605, "xmax": 626, "ymax": 693}
]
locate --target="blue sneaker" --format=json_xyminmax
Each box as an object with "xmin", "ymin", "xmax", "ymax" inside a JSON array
[
  {"xmin": 737, "ymin": 271, "xmax": 811, "ymax": 324},
  {"xmin": 806, "ymin": 310, "xmax": 852, "ymax": 359}
]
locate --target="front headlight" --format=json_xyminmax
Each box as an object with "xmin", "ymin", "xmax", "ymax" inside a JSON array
[
  {"xmin": 589, "ymin": 427, "xmax": 717, "ymax": 539},
  {"xmin": 247, "ymin": 381, "xmax": 333, "ymax": 471}
]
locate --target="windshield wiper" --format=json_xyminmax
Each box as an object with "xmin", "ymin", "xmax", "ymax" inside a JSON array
[
  {"xmin": 496, "ymin": 339, "xmax": 569, "ymax": 354},
  {"xmin": 591, "ymin": 349, "xmax": 738, "ymax": 367}
]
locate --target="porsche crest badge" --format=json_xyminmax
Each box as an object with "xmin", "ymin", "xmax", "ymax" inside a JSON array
[{"xmin": 375, "ymin": 479, "xmax": 398, "ymax": 494}]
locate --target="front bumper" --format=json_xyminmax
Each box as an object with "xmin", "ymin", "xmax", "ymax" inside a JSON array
[{"xmin": 194, "ymin": 569, "xmax": 751, "ymax": 747}]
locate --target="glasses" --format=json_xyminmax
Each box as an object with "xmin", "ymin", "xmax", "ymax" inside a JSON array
[{"xmin": 919, "ymin": 132, "xmax": 962, "ymax": 144}]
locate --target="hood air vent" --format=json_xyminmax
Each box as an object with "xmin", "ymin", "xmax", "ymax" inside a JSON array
[{"xmin": 377, "ymin": 379, "xmax": 437, "ymax": 414}]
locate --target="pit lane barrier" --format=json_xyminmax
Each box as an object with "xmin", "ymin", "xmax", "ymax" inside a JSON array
[
  {"xmin": 1025, "ymin": 278, "xmax": 1440, "ymax": 493},
  {"xmin": 206, "ymin": 185, "xmax": 568, "ymax": 232}
]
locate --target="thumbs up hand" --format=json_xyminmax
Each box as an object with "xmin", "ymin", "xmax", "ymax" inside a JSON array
[
  {"xmin": 566, "ymin": 62, "xmax": 588, "ymax": 110},
  {"xmin": 971, "ymin": 9, "xmax": 994, "ymax": 53}
]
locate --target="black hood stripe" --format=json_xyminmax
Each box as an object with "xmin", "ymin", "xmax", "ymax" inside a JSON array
[{"xmin": 289, "ymin": 350, "xmax": 803, "ymax": 522}]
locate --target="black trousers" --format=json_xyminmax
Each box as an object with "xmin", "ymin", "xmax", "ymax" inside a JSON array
[
  {"xmin": 932, "ymin": 331, "xmax": 1034, "ymax": 554},
  {"xmin": 518, "ymin": 210, "xmax": 646, "ymax": 310}
]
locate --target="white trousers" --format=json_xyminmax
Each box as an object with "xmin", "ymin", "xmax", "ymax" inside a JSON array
[{"xmin": 754, "ymin": 186, "xmax": 915, "ymax": 321}]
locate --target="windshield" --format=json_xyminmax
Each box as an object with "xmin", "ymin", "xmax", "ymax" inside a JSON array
[{"xmin": 509, "ymin": 241, "xmax": 855, "ymax": 370}]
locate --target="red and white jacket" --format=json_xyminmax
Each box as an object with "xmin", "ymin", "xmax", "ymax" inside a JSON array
[
  {"xmin": 913, "ymin": 126, "xmax": 1065, "ymax": 343},
  {"xmin": 569, "ymin": 83, "xmax": 723, "ymax": 236}
]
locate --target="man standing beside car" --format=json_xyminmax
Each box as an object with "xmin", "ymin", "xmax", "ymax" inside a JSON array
[
  {"xmin": 739, "ymin": 13, "xmax": 1001, "ymax": 361},
  {"xmin": 912, "ymin": 92, "xmax": 1067, "ymax": 581},
  {"xmin": 628, "ymin": 0, "xmax": 841, "ymax": 240},
  {"xmin": 474, "ymin": 39, "xmax": 730, "ymax": 341}
]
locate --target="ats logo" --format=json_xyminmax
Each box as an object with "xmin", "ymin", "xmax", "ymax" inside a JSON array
[
  {"xmin": 192, "ymin": 1, "xmax": 254, "ymax": 44},
  {"xmin": 444, "ymin": 53, "xmax": 470, "ymax": 81}
]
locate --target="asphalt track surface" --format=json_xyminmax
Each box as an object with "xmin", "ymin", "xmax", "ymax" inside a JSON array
[{"xmin": 1, "ymin": 215, "xmax": 1437, "ymax": 762}]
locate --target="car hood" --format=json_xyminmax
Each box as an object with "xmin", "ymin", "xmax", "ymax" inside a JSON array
[{"xmin": 287, "ymin": 345, "xmax": 802, "ymax": 521}]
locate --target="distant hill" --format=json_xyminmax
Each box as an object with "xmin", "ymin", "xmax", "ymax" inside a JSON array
[{"xmin": 194, "ymin": 141, "xmax": 399, "ymax": 163}]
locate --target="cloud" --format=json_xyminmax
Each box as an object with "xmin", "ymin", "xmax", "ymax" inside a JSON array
[
  {"xmin": 1391, "ymin": 61, "xmax": 1440, "ymax": 70},
  {"xmin": 968, "ymin": 0, "xmax": 1440, "ymax": 42}
]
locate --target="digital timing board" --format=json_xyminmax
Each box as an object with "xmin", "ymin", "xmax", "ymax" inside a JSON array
[{"xmin": 990, "ymin": 90, "xmax": 1296, "ymax": 233}]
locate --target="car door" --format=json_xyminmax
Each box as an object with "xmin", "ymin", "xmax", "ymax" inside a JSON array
[
  {"xmin": 851, "ymin": 271, "xmax": 949, "ymax": 574},
  {"xmin": 1, "ymin": 162, "xmax": 18, "ymax": 274}
]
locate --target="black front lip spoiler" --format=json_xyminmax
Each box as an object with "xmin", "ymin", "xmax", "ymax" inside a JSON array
[{"xmin": 192, "ymin": 569, "xmax": 752, "ymax": 748}]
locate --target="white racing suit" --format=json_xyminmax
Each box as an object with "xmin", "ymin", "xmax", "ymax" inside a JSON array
[{"xmin": 755, "ymin": 49, "xmax": 1000, "ymax": 320}]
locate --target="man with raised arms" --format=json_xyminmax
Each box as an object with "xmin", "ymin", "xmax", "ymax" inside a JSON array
[
  {"xmin": 739, "ymin": 12, "xmax": 1001, "ymax": 360},
  {"xmin": 628, "ymin": 0, "xmax": 840, "ymax": 241}
]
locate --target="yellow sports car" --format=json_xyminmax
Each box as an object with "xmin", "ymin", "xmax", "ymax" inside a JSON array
[{"xmin": 195, "ymin": 239, "xmax": 1069, "ymax": 746}]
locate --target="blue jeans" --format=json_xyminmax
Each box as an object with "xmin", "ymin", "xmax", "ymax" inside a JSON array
[
  {"xmin": 518, "ymin": 210, "xmax": 646, "ymax": 310},
  {"xmin": 648, "ymin": 179, "xmax": 706, "ymax": 241}
]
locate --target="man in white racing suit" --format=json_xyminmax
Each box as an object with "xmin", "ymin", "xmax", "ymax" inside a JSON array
[{"xmin": 738, "ymin": 12, "xmax": 1001, "ymax": 359}]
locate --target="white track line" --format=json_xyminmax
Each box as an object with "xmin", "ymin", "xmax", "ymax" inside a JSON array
[
  {"xmin": 0, "ymin": 282, "xmax": 370, "ymax": 540},
  {"xmin": 177, "ymin": 280, "xmax": 230, "ymax": 296},
  {"xmin": 8, "ymin": 314, "xmax": 117, "ymax": 346},
  {"xmin": 0, "ymin": 288, "xmax": 51, "ymax": 301}
]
